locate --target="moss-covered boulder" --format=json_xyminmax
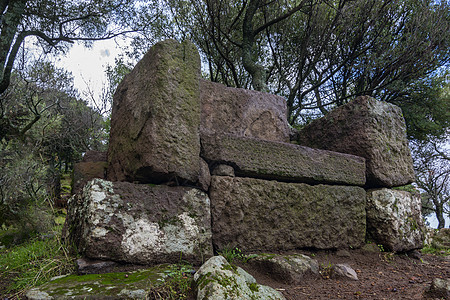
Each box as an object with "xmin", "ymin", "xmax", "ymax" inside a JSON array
[
  {"xmin": 65, "ymin": 179, "xmax": 213, "ymax": 265},
  {"xmin": 296, "ymin": 96, "xmax": 415, "ymax": 188},
  {"xmin": 209, "ymin": 176, "xmax": 366, "ymax": 251},
  {"xmin": 366, "ymin": 188, "xmax": 424, "ymax": 252},
  {"xmin": 194, "ymin": 256, "xmax": 286, "ymax": 300},
  {"xmin": 107, "ymin": 39, "xmax": 201, "ymax": 185},
  {"xmin": 26, "ymin": 266, "xmax": 176, "ymax": 299},
  {"xmin": 201, "ymin": 134, "xmax": 366, "ymax": 186}
]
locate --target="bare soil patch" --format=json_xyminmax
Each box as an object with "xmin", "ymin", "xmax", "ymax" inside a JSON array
[{"xmin": 238, "ymin": 249, "xmax": 450, "ymax": 300}]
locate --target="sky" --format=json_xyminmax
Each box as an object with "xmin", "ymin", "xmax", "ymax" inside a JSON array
[
  {"xmin": 58, "ymin": 40, "xmax": 447, "ymax": 230},
  {"xmin": 56, "ymin": 39, "xmax": 122, "ymax": 102}
]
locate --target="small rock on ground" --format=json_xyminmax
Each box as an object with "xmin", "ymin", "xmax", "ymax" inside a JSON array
[{"xmin": 332, "ymin": 264, "xmax": 358, "ymax": 281}]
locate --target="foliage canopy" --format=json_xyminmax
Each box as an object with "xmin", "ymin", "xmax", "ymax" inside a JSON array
[{"xmin": 108, "ymin": 0, "xmax": 450, "ymax": 141}]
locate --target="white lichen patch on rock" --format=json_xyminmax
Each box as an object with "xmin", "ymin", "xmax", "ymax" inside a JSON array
[
  {"xmin": 121, "ymin": 211, "xmax": 205, "ymax": 258},
  {"xmin": 83, "ymin": 180, "xmax": 121, "ymax": 242},
  {"xmin": 122, "ymin": 218, "xmax": 164, "ymax": 257},
  {"xmin": 67, "ymin": 179, "xmax": 213, "ymax": 264},
  {"xmin": 164, "ymin": 212, "xmax": 200, "ymax": 253},
  {"xmin": 366, "ymin": 188, "xmax": 424, "ymax": 252},
  {"xmin": 92, "ymin": 227, "xmax": 109, "ymax": 238},
  {"xmin": 182, "ymin": 188, "xmax": 211, "ymax": 211},
  {"xmin": 118, "ymin": 288, "xmax": 146, "ymax": 298}
]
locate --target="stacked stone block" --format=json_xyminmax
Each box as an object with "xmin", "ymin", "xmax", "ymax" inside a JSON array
[
  {"xmin": 65, "ymin": 39, "xmax": 423, "ymax": 266},
  {"xmin": 296, "ymin": 96, "xmax": 423, "ymax": 251}
]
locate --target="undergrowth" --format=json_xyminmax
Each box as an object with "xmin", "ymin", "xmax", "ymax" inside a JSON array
[
  {"xmin": 219, "ymin": 247, "xmax": 257, "ymax": 264},
  {"xmin": 421, "ymin": 245, "xmax": 450, "ymax": 256},
  {"xmin": 0, "ymin": 225, "xmax": 75, "ymax": 298},
  {"xmin": 147, "ymin": 264, "xmax": 194, "ymax": 299}
]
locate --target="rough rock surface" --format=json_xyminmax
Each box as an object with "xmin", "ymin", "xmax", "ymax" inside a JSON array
[
  {"xmin": 72, "ymin": 151, "xmax": 108, "ymax": 195},
  {"xmin": 81, "ymin": 151, "xmax": 107, "ymax": 163},
  {"xmin": 107, "ymin": 39, "xmax": 201, "ymax": 184},
  {"xmin": 194, "ymin": 256, "xmax": 286, "ymax": 300},
  {"xmin": 75, "ymin": 258, "xmax": 120, "ymax": 275},
  {"xmin": 198, "ymin": 158, "xmax": 211, "ymax": 192},
  {"xmin": 25, "ymin": 267, "xmax": 172, "ymax": 299},
  {"xmin": 296, "ymin": 96, "xmax": 415, "ymax": 187},
  {"xmin": 65, "ymin": 179, "xmax": 213, "ymax": 265},
  {"xmin": 332, "ymin": 264, "xmax": 358, "ymax": 281},
  {"xmin": 423, "ymin": 226, "xmax": 437, "ymax": 246},
  {"xmin": 425, "ymin": 278, "xmax": 450, "ymax": 299},
  {"xmin": 209, "ymin": 176, "xmax": 366, "ymax": 251},
  {"xmin": 361, "ymin": 242, "xmax": 381, "ymax": 253},
  {"xmin": 72, "ymin": 161, "xmax": 107, "ymax": 195},
  {"xmin": 246, "ymin": 253, "xmax": 319, "ymax": 284},
  {"xmin": 201, "ymin": 134, "xmax": 366, "ymax": 186},
  {"xmin": 336, "ymin": 249, "xmax": 351, "ymax": 257},
  {"xmin": 200, "ymin": 79, "xmax": 290, "ymax": 143},
  {"xmin": 212, "ymin": 164, "xmax": 235, "ymax": 177},
  {"xmin": 366, "ymin": 188, "xmax": 424, "ymax": 252}
]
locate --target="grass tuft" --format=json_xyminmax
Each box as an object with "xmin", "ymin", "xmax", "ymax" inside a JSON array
[
  {"xmin": 147, "ymin": 264, "xmax": 194, "ymax": 299},
  {"xmin": 421, "ymin": 245, "xmax": 450, "ymax": 256},
  {"xmin": 0, "ymin": 225, "xmax": 75, "ymax": 298},
  {"xmin": 219, "ymin": 247, "xmax": 256, "ymax": 264}
]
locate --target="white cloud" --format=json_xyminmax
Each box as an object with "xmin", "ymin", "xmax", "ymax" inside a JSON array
[
  {"xmin": 100, "ymin": 49, "xmax": 111, "ymax": 57},
  {"xmin": 56, "ymin": 39, "xmax": 122, "ymax": 101}
]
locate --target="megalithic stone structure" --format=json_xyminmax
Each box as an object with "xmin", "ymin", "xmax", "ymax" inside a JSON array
[
  {"xmin": 107, "ymin": 39, "xmax": 201, "ymax": 184},
  {"xmin": 65, "ymin": 39, "xmax": 424, "ymax": 268},
  {"xmin": 296, "ymin": 96, "xmax": 415, "ymax": 188}
]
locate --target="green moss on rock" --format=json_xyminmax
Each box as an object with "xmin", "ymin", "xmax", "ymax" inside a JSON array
[{"xmin": 26, "ymin": 266, "xmax": 179, "ymax": 299}]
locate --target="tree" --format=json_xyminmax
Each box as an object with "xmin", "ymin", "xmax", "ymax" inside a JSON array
[
  {"xmin": 0, "ymin": 0, "xmax": 166, "ymax": 95},
  {"xmin": 156, "ymin": 0, "xmax": 449, "ymax": 130},
  {"xmin": 0, "ymin": 0, "xmax": 167, "ymax": 237},
  {"xmin": 392, "ymin": 72, "xmax": 450, "ymax": 141},
  {"xmin": 164, "ymin": 0, "xmax": 312, "ymax": 91},
  {"xmin": 0, "ymin": 61, "xmax": 105, "ymax": 231},
  {"xmin": 412, "ymin": 138, "xmax": 450, "ymax": 229},
  {"xmin": 410, "ymin": 73, "xmax": 450, "ymax": 229},
  {"xmin": 0, "ymin": 60, "xmax": 77, "ymax": 142}
]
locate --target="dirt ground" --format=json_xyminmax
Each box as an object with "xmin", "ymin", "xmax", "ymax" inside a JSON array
[
  {"xmin": 2, "ymin": 248, "xmax": 448, "ymax": 299},
  {"xmin": 238, "ymin": 249, "xmax": 450, "ymax": 300}
]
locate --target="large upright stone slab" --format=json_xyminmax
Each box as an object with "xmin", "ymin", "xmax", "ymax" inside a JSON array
[
  {"xmin": 296, "ymin": 96, "xmax": 415, "ymax": 187},
  {"xmin": 65, "ymin": 179, "xmax": 213, "ymax": 265},
  {"xmin": 209, "ymin": 176, "xmax": 366, "ymax": 251},
  {"xmin": 200, "ymin": 79, "xmax": 290, "ymax": 143},
  {"xmin": 366, "ymin": 188, "xmax": 424, "ymax": 252},
  {"xmin": 201, "ymin": 134, "xmax": 366, "ymax": 186},
  {"xmin": 107, "ymin": 39, "xmax": 201, "ymax": 184}
]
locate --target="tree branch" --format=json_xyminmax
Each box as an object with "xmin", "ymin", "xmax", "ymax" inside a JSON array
[
  {"xmin": 0, "ymin": 0, "xmax": 26, "ymax": 94},
  {"xmin": 254, "ymin": 0, "xmax": 309, "ymax": 35}
]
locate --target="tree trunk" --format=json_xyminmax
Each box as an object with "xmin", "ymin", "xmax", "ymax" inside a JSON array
[
  {"xmin": 0, "ymin": 0, "xmax": 27, "ymax": 94},
  {"xmin": 242, "ymin": 0, "xmax": 268, "ymax": 92},
  {"xmin": 435, "ymin": 203, "xmax": 445, "ymax": 229},
  {"xmin": 47, "ymin": 156, "xmax": 61, "ymax": 203}
]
